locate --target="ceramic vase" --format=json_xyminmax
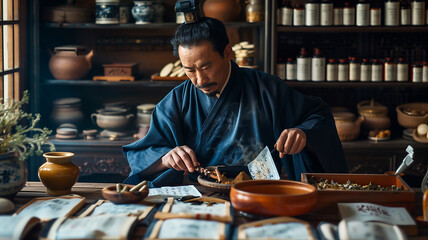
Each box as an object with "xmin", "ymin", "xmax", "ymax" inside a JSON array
[
  {"xmin": 131, "ymin": 1, "xmax": 154, "ymax": 24},
  {"xmin": 38, "ymin": 152, "xmax": 80, "ymax": 196},
  {"xmin": 0, "ymin": 152, "xmax": 27, "ymax": 199}
]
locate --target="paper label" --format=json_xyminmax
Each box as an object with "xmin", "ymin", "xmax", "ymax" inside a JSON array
[
  {"xmin": 91, "ymin": 202, "xmax": 150, "ymax": 216},
  {"xmin": 158, "ymin": 219, "xmax": 221, "ymax": 239},
  {"xmin": 170, "ymin": 201, "xmax": 226, "ymax": 215},
  {"xmin": 244, "ymin": 222, "xmax": 310, "ymax": 239},
  {"xmin": 16, "ymin": 198, "xmax": 83, "ymax": 220},
  {"xmin": 247, "ymin": 146, "xmax": 280, "ymax": 180},
  {"xmin": 148, "ymin": 185, "xmax": 202, "ymax": 197}
]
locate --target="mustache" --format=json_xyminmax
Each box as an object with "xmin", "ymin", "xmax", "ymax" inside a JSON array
[{"xmin": 196, "ymin": 82, "xmax": 217, "ymax": 89}]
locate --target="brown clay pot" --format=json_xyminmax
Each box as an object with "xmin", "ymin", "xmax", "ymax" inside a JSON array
[
  {"xmin": 358, "ymin": 100, "xmax": 391, "ymax": 131},
  {"xmin": 38, "ymin": 152, "xmax": 80, "ymax": 196},
  {"xmin": 49, "ymin": 46, "xmax": 94, "ymax": 80},
  {"xmin": 333, "ymin": 112, "xmax": 364, "ymax": 141},
  {"xmin": 203, "ymin": 0, "xmax": 241, "ymax": 22}
]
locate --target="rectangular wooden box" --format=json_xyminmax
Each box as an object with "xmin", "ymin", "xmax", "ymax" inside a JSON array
[
  {"xmin": 301, "ymin": 173, "xmax": 415, "ymax": 214},
  {"xmin": 103, "ymin": 63, "xmax": 139, "ymax": 76}
]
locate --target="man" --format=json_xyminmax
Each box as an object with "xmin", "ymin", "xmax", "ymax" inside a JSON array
[{"xmin": 123, "ymin": 17, "xmax": 348, "ymax": 187}]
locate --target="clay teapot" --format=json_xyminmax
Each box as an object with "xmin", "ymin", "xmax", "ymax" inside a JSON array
[
  {"xmin": 358, "ymin": 99, "xmax": 391, "ymax": 131},
  {"xmin": 333, "ymin": 112, "xmax": 365, "ymax": 141},
  {"xmin": 203, "ymin": 0, "xmax": 241, "ymax": 22},
  {"xmin": 49, "ymin": 45, "xmax": 94, "ymax": 80}
]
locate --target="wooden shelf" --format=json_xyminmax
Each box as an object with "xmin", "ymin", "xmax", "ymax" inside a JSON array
[
  {"xmin": 277, "ymin": 26, "xmax": 428, "ymax": 33},
  {"xmin": 43, "ymin": 79, "xmax": 184, "ymax": 88},
  {"xmin": 43, "ymin": 22, "xmax": 264, "ymax": 29},
  {"xmin": 284, "ymin": 81, "xmax": 428, "ymax": 88}
]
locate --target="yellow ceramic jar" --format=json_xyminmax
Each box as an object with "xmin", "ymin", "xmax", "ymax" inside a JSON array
[{"xmin": 38, "ymin": 152, "xmax": 80, "ymax": 196}]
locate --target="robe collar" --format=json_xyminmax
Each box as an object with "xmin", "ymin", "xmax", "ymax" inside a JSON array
[{"xmin": 215, "ymin": 61, "xmax": 232, "ymax": 99}]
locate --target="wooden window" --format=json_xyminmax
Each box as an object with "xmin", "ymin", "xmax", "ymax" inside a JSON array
[{"xmin": 1, "ymin": 0, "xmax": 23, "ymax": 100}]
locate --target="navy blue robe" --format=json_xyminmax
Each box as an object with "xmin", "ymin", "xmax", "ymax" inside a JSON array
[{"xmin": 123, "ymin": 62, "xmax": 348, "ymax": 187}]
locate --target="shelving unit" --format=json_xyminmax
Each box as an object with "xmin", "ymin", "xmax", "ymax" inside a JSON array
[
  {"xmin": 270, "ymin": 1, "xmax": 428, "ymax": 185},
  {"xmin": 26, "ymin": 0, "xmax": 270, "ymax": 182}
]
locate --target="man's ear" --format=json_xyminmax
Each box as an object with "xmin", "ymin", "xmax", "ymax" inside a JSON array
[{"xmin": 224, "ymin": 45, "xmax": 234, "ymax": 61}]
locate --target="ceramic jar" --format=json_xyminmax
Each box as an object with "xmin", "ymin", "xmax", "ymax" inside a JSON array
[
  {"xmin": 0, "ymin": 152, "xmax": 27, "ymax": 198},
  {"xmin": 49, "ymin": 46, "xmax": 94, "ymax": 80},
  {"xmin": 132, "ymin": 1, "xmax": 155, "ymax": 24},
  {"xmin": 50, "ymin": 98, "xmax": 84, "ymax": 129},
  {"xmin": 137, "ymin": 104, "xmax": 155, "ymax": 138},
  {"xmin": 333, "ymin": 112, "xmax": 364, "ymax": 141},
  {"xmin": 246, "ymin": 0, "xmax": 264, "ymax": 22},
  {"xmin": 358, "ymin": 100, "xmax": 391, "ymax": 131},
  {"xmin": 38, "ymin": 152, "xmax": 80, "ymax": 196},
  {"xmin": 203, "ymin": 0, "xmax": 241, "ymax": 22},
  {"xmin": 96, "ymin": 0, "xmax": 120, "ymax": 24},
  {"xmin": 91, "ymin": 111, "xmax": 134, "ymax": 131}
]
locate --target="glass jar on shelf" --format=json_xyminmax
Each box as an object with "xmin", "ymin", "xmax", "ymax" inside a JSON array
[{"xmin": 246, "ymin": 0, "xmax": 264, "ymax": 23}]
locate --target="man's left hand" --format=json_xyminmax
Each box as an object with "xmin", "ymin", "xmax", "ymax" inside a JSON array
[{"xmin": 275, "ymin": 128, "xmax": 307, "ymax": 158}]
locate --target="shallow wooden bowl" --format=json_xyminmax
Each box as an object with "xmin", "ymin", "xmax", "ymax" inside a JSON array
[
  {"xmin": 101, "ymin": 185, "xmax": 149, "ymax": 204},
  {"xmin": 230, "ymin": 180, "xmax": 317, "ymax": 216}
]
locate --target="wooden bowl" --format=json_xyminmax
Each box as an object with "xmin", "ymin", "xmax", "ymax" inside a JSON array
[
  {"xmin": 197, "ymin": 166, "xmax": 250, "ymax": 193},
  {"xmin": 230, "ymin": 180, "xmax": 317, "ymax": 216},
  {"xmin": 101, "ymin": 185, "xmax": 149, "ymax": 204},
  {"xmin": 396, "ymin": 102, "xmax": 428, "ymax": 129}
]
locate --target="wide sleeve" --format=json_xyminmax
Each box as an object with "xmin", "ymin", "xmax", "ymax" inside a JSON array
[
  {"xmin": 122, "ymin": 93, "xmax": 185, "ymax": 184},
  {"xmin": 275, "ymin": 81, "xmax": 348, "ymax": 180}
]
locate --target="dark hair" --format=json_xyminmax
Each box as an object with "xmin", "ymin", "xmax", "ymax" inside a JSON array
[{"xmin": 171, "ymin": 17, "xmax": 229, "ymax": 58}]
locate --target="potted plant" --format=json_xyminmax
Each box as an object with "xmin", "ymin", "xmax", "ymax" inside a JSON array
[{"xmin": 0, "ymin": 90, "xmax": 55, "ymax": 198}]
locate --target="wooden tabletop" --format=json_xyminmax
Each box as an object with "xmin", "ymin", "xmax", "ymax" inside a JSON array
[{"xmin": 11, "ymin": 182, "xmax": 428, "ymax": 240}]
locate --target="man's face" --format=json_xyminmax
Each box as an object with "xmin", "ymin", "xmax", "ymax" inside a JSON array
[{"xmin": 179, "ymin": 40, "xmax": 232, "ymax": 97}]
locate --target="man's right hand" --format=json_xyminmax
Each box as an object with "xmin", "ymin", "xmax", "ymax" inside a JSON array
[{"xmin": 161, "ymin": 145, "xmax": 199, "ymax": 173}]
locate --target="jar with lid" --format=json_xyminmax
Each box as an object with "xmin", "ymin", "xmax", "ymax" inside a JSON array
[
  {"xmin": 384, "ymin": 0, "xmax": 399, "ymax": 26},
  {"xmin": 357, "ymin": 99, "xmax": 391, "ymax": 131},
  {"xmin": 356, "ymin": 0, "xmax": 370, "ymax": 26},
  {"xmin": 349, "ymin": 57, "xmax": 361, "ymax": 81},
  {"xmin": 343, "ymin": 1, "xmax": 355, "ymax": 26},
  {"xmin": 96, "ymin": 0, "xmax": 120, "ymax": 24},
  {"xmin": 397, "ymin": 57, "xmax": 409, "ymax": 82},
  {"xmin": 286, "ymin": 58, "xmax": 297, "ymax": 80},
  {"xmin": 411, "ymin": 0, "xmax": 425, "ymax": 25},
  {"xmin": 371, "ymin": 59, "xmax": 383, "ymax": 82},
  {"xmin": 326, "ymin": 58, "xmax": 338, "ymax": 81},
  {"xmin": 360, "ymin": 58, "xmax": 371, "ymax": 82},
  {"xmin": 412, "ymin": 63, "xmax": 422, "ymax": 82},
  {"xmin": 246, "ymin": 0, "xmax": 264, "ymax": 23},
  {"xmin": 334, "ymin": 4, "xmax": 344, "ymax": 25},
  {"xmin": 400, "ymin": 1, "xmax": 410, "ymax": 25},
  {"xmin": 370, "ymin": 7, "xmax": 381, "ymax": 25},
  {"xmin": 293, "ymin": 4, "xmax": 306, "ymax": 26},
  {"xmin": 281, "ymin": 0, "xmax": 293, "ymax": 25},
  {"xmin": 338, "ymin": 58, "xmax": 349, "ymax": 81},
  {"xmin": 297, "ymin": 48, "xmax": 311, "ymax": 81},
  {"xmin": 312, "ymin": 48, "xmax": 325, "ymax": 81},
  {"xmin": 384, "ymin": 57, "xmax": 397, "ymax": 82},
  {"xmin": 137, "ymin": 103, "xmax": 156, "ymax": 138},
  {"xmin": 320, "ymin": 0, "xmax": 333, "ymax": 26},
  {"xmin": 305, "ymin": 0, "xmax": 320, "ymax": 26}
]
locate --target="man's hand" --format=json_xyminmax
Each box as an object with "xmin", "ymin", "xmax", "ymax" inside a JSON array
[
  {"xmin": 161, "ymin": 145, "xmax": 199, "ymax": 173},
  {"xmin": 275, "ymin": 128, "xmax": 307, "ymax": 158}
]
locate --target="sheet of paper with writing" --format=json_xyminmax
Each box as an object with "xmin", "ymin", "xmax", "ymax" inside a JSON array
[
  {"xmin": 247, "ymin": 146, "xmax": 280, "ymax": 180},
  {"xmin": 170, "ymin": 200, "xmax": 227, "ymax": 215},
  {"xmin": 243, "ymin": 222, "xmax": 310, "ymax": 239},
  {"xmin": 338, "ymin": 202, "xmax": 416, "ymax": 226},
  {"xmin": 148, "ymin": 185, "xmax": 202, "ymax": 197},
  {"xmin": 157, "ymin": 219, "xmax": 223, "ymax": 239}
]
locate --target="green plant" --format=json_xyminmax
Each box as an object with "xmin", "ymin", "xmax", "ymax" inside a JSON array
[{"xmin": 0, "ymin": 90, "xmax": 55, "ymax": 160}]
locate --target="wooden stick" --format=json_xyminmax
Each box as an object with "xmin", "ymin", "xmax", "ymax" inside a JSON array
[
  {"xmin": 154, "ymin": 212, "xmax": 232, "ymax": 223},
  {"xmin": 116, "ymin": 183, "xmax": 123, "ymax": 192},
  {"xmin": 215, "ymin": 167, "xmax": 222, "ymax": 183},
  {"xmin": 120, "ymin": 185, "xmax": 129, "ymax": 193},
  {"xmin": 130, "ymin": 180, "xmax": 147, "ymax": 192},
  {"xmin": 139, "ymin": 185, "xmax": 148, "ymax": 192}
]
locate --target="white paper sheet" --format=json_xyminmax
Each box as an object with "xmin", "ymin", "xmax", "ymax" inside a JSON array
[
  {"xmin": 338, "ymin": 202, "xmax": 416, "ymax": 226},
  {"xmin": 90, "ymin": 202, "xmax": 150, "ymax": 216},
  {"xmin": 157, "ymin": 219, "xmax": 221, "ymax": 239},
  {"xmin": 247, "ymin": 146, "xmax": 280, "ymax": 180},
  {"xmin": 0, "ymin": 215, "xmax": 37, "ymax": 239},
  {"xmin": 170, "ymin": 201, "xmax": 226, "ymax": 215},
  {"xmin": 344, "ymin": 221, "xmax": 402, "ymax": 240},
  {"xmin": 148, "ymin": 185, "xmax": 202, "ymax": 197},
  {"xmin": 55, "ymin": 215, "xmax": 136, "ymax": 239},
  {"xmin": 16, "ymin": 198, "xmax": 83, "ymax": 220},
  {"xmin": 244, "ymin": 222, "xmax": 309, "ymax": 239}
]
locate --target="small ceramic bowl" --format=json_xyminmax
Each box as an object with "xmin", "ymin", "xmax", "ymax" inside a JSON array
[
  {"xmin": 396, "ymin": 102, "xmax": 428, "ymax": 129},
  {"xmin": 230, "ymin": 180, "xmax": 318, "ymax": 216},
  {"xmin": 101, "ymin": 185, "xmax": 149, "ymax": 204}
]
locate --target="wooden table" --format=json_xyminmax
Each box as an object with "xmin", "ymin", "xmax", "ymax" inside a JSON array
[{"xmin": 12, "ymin": 182, "xmax": 428, "ymax": 240}]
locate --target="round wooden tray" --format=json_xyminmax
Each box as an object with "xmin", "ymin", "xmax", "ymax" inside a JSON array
[
  {"xmin": 413, "ymin": 129, "xmax": 428, "ymax": 143},
  {"xmin": 197, "ymin": 166, "xmax": 249, "ymax": 193}
]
